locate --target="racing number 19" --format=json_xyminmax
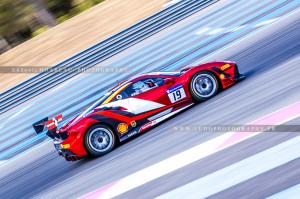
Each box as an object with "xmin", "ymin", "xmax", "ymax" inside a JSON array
[
  {"xmin": 167, "ymin": 84, "xmax": 187, "ymax": 103},
  {"xmin": 172, "ymin": 90, "xmax": 182, "ymax": 101}
]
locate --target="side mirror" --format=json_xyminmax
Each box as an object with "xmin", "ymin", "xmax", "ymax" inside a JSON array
[{"xmin": 164, "ymin": 78, "xmax": 175, "ymax": 85}]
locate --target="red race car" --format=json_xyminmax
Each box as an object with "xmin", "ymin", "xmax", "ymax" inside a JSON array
[{"xmin": 33, "ymin": 61, "xmax": 244, "ymax": 161}]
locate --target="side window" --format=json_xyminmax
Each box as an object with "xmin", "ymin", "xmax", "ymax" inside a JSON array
[
  {"xmin": 129, "ymin": 78, "xmax": 165, "ymax": 97},
  {"xmin": 153, "ymin": 77, "xmax": 165, "ymax": 86},
  {"xmin": 112, "ymin": 78, "xmax": 166, "ymax": 101}
]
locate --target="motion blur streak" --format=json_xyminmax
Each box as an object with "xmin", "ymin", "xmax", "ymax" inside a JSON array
[
  {"xmin": 0, "ymin": 0, "xmax": 300, "ymax": 198},
  {"xmin": 157, "ymin": 136, "xmax": 300, "ymax": 199},
  {"xmin": 79, "ymin": 101, "xmax": 300, "ymax": 199},
  {"xmin": 266, "ymin": 184, "xmax": 300, "ymax": 199},
  {"xmin": 1, "ymin": 0, "xmax": 298, "ymax": 161}
]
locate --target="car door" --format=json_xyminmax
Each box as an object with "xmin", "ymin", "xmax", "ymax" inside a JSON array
[
  {"xmin": 105, "ymin": 80, "xmax": 164, "ymax": 115},
  {"xmin": 125, "ymin": 77, "xmax": 172, "ymax": 115}
]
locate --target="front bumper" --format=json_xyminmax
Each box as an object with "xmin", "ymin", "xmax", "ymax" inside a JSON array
[
  {"xmin": 233, "ymin": 64, "xmax": 245, "ymax": 82},
  {"xmin": 234, "ymin": 74, "xmax": 245, "ymax": 82}
]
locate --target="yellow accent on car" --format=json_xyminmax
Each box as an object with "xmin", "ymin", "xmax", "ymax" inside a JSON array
[
  {"xmin": 117, "ymin": 123, "xmax": 128, "ymax": 134},
  {"xmin": 102, "ymin": 82, "xmax": 130, "ymax": 105},
  {"xmin": 130, "ymin": 121, "xmax": 136, "ymax": 127},
  {"xmin": 220, "ymin": 64, "xmax": 231, "ymax": 71},
  {"xmin": 60, "ymin": 144, "xmax": 70, "ymax": 149},
  {"xmin": 220, "ymin": 74, "xmax": 225, "ymax": 79}
]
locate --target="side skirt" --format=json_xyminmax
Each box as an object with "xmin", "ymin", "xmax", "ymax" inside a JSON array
[{"xmin": 120, "ymin": 103, "xmax": 194, "ymax": 142}]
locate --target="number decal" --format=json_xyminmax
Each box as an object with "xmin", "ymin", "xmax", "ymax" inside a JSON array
[
  {"xmin": 167, "ymin": 84, "xmax": 186, "ymax": 103},
  {"xmin": 172, "ymin": 90, "xmax": 182, "ymax": 101},
  {"xmin": 172, "ymin": 93, "xmax": 176, "ymax": 101}
]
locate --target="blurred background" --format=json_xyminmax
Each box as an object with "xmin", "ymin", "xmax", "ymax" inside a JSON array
[
  {"xmin": 0, "ymin": 0, "xmax": 105, "ymax": 53},
  {"xmin": 0, "ymin": 0, "xmax": 164, "ymax": 92}
]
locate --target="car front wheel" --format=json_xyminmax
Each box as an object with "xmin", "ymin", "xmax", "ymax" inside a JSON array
[{"xmin": 189, "ymin": 71, "xmax": 219, "ymax": 102}]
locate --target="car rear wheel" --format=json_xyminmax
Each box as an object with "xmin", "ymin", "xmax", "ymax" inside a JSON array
[
  {"xmin": 189, "ymin": 71, "xmax": 219, "ymax": 102},
  {"xmin": 84, "ymin": 124, "xmax": 116, "ymax": 157}
]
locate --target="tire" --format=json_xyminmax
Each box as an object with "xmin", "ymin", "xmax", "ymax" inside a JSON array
[
  {"xmin": 84, "ymin": 124, "xmax": 116, "ymax": 157},
  {"xmin": 189, "ymin": 71, "xmax": 219, "ymax": 103}
]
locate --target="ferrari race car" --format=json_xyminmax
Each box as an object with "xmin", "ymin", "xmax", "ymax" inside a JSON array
[{"xmin": 33, "ymin": 61, "xmax": 244, "ymax": 161}]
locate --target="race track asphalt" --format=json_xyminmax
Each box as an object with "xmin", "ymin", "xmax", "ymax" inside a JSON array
[{"xmin": 0, "ymin": 1, "xmax": 299, "ymax": 198}]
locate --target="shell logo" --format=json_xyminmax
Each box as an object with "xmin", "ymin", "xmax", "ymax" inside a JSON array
[{"xmin": 117, "ymin": 123, "xmax": 128, "ymax": 134}]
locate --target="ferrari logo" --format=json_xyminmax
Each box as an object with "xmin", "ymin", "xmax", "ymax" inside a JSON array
[{"xmin": 130, "ymin": 121, "xmax": 136, "ymax": 127}]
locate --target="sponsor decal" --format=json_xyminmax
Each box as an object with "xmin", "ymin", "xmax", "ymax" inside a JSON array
[
  {"xmin": 138, "ymin": 104, "xmax": 194, "ymax": 134},
  {"xmin": 166, "ymin": 84, "xmax": 182, "ymax": 94},
  {"xmin": 127, "ymin": 131, "xmax": 138, "ymax": 138},
  {"xmin": 116, "ymin": 95, "xmax": 122, "ymax": 100},
  {"xmin": 117, "ymin": 123, "xmax": 128, "ymax": 134},
  {"xmin": 221, "ymin": 63, "xmax": 231, "ymax": 71},
  {"xmin": 166, "ymin": 84, "xmax": 186, "ymax": 103},
  {"xmin": 139, "ymin": 120, "xmax": 158, "ymax": 133},
  {"xmin": 130, "ymin": 121, "xmax": 136, "ymax": 127},
  {"xmin": 139, "ymin": 122, "xmax": 152, "ymax": 132}
]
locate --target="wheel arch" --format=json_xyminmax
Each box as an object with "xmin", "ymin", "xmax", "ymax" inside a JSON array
[
  {"xmin": 204, "ymin": 69, "xmax": 222, "ymax": 89},
  {"xmin": 83, "ymin": 122, "xmax": 119, "ymax": 156},
  {"xmin": 188, "ymin": 70, "xmax": 221, "ymax": 102}
]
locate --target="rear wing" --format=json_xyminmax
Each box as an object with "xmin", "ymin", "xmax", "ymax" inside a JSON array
[
  {"xmin": 32, "ymin": 117, "xmax": 49, "ymax": 134},
  {"xmin": 32, "ymin": 114, "xmax": 63, "ymax": 139}
]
